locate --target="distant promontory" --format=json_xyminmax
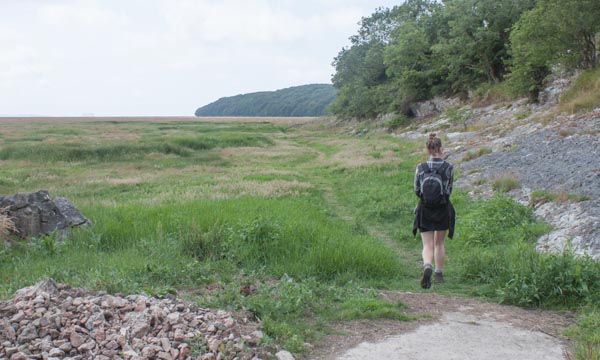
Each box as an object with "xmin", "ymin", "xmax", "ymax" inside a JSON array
[{"xmin": 195, "ymin": 84, "xmax": 336, "ymax": 117}]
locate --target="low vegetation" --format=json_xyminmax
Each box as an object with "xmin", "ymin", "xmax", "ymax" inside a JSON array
[
  {"xmin": 530, "ymin": 189, "xmax": 592, "ymax": 206},
  {"xmin": 1, "ymin": 119, "xmax": 598, "ymax": 357},
  {"xmin": 559, "ymin": 67, "xmax": 600, "ymax": 114},
  {"xmin": 492, "ymin": 174, "xmax": 521, "ymax": 193},
  {"xmin": 462, "ymin": 147, "xmax": 492, "ymax": 161}
]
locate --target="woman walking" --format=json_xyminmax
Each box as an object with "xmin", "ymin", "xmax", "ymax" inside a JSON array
[{"xmin": 413, "ymin": 133, "xmax": 454, "ymax": 289}]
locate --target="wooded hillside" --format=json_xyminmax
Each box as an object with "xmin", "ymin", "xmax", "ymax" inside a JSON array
[
  {"xmin": 329, "ymin": 0, "xmax": 600, "ymax": 119},
  {"xmin": 195, "ymin": 84, "xmax": 336, "ymax": 117}
]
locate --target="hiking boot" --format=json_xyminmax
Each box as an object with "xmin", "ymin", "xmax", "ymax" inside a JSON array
[
  {"xmin": 434, "ymin": 272, "xmax": 444, "ymax": 283},
  {"xmin": 420, "ymin": 267, "xmax": 432, "ymax": 289}
]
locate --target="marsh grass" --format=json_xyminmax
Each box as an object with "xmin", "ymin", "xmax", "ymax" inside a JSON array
[{"xmin": 0, "ymin": 133, "xmax": 273, "ymax": 162}]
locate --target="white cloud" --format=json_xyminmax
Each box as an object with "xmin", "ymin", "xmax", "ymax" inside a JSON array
[
  {"xmin": 158, "ymin": 0, "xmax": 305, "ymax": 43},
  {"xmin": 37, "ymin": 1, "xmax": 124, "ymax": 28},
  {"xmin": 0, "ymin": 0, "xmax": 400, "ymax": 115}
]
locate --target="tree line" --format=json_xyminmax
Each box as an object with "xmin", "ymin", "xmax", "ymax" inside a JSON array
[
  {"xmin": 195, "ymin": 84, "xmax": 336, "ymax": 117},
  {"xmin": 329, "ymin": 0, "xmax": 600, "ymax": 119}
]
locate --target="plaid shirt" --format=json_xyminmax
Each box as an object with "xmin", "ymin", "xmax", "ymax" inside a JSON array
[{"xmin": 414, "ymin": 157, "xmax": 454, "ymax": 198}]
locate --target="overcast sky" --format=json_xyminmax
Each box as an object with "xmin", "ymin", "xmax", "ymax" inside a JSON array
[{"xmin": 1, "ymin": 0, "xmax": 400, "ymax": 116}]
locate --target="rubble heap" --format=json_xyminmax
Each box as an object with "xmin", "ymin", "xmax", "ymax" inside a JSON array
[{"xmin": 0, "ymin": 279, "xmax": 273, "ymax": 360}]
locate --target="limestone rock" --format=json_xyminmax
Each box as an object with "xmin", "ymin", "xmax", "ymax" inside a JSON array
[{"xmin": 0, "ymin": 190, "xmax": 90, "ymax": 238}]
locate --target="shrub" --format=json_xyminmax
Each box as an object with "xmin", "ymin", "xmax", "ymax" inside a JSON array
[
  {"xmin": 497, "ymin": 248, "xmax": 600, "ymax": 307},
  {"xmin": 384, "ymin": 114, "xmax": 412, "ymax": 131},
  {"xmin": 492, "ymin": 174, "xmax": 521, "ymax": 193},
  {"xmin": 445, "ymin": 106, "xmax": 472, "ymax": 129},
  {"xmin": 458, "ymin": 195, "xmax": 537, "ymax": 246}
]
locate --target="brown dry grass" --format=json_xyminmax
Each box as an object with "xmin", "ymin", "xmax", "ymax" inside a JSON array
[
  {"xmin": 138, "ymin": 179, "xmax": 313, "ymax": 203},
  {"xmin": 0, "ymin": 208, "xmax": 17, "ymax": 238},
  {"xmin": 0, "ymin": 116, "xmax": 319, "ymax": 125}
]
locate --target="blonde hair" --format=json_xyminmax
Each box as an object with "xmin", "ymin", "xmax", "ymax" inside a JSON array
[{"xmin": 426, "ymin": 133, "xmax": 442, "ymax": 154}]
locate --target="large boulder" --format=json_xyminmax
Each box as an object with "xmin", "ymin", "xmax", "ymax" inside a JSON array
[
  {"xmin": 410, "ymin": 96, "xmax": 460, "ymax": 118},
  {"xmin": 0, "ymin": 190, "xmax": 90, "ymax": 238}
]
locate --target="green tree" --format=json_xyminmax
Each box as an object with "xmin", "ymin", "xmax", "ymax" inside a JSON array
[
  {"xmin": 330, "ymin": 7, "xmax": 405, "ymax": 118},
  {"xmin": 509, "ymin": 0, "xmax": 600, "ymax": 99},
  {"xmin": 330, "ymin": 1, "xmax": 441, "ymax": 118},
  {"xmin": 433, "ymin": 0, "xmax": 535, "ymax": 93},
  {"xmin": 383, "ymin": 1, "xmax": 446, "ymax": 112}
]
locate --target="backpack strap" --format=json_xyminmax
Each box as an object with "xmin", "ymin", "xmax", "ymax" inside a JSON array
[
  {"xmin": 420, "ymin": 162, "xmax": 430, "ymax": 173},
  {"xmin": 438, "ymin": 161, "xmax": 449, "ymax": 181}
]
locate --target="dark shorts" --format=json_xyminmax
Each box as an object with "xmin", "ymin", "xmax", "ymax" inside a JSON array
[{"xmin": 415, "ymin": 202, "xmax": 450, "ymax": 232}]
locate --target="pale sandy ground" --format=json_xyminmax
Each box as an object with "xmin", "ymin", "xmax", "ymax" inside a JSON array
[
  {"xmin": 308, "ymin": 292, "xmax": 573, "ymax": 360},
  {"xmin": 336, "ymin": 311, "xmax": 565, "ymax": 360}
]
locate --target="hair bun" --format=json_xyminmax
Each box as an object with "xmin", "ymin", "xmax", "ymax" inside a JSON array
[{"xmin": 429, "ymin": 133, "xmax": 437, "ymax": 140}]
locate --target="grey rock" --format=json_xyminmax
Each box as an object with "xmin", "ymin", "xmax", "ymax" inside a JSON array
[
  {"xmin": 0, "ymin": 190, "xmax": 89, "ymax": 238},
  {"xmin": 410, "ymin": 96, "xmax": 460, "ymax": 118},
  {"xmin": 276, "ymin": 350, "xmax": 295, "ymax": 360},
  {"xmin": 17, "ymin": 324, "xmax": 38, "ymax": 342}
]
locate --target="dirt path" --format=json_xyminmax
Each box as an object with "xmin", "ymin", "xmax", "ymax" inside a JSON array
[{"xmin": 307, "ymin": 291, "xmax": 575, "ymax": 359}]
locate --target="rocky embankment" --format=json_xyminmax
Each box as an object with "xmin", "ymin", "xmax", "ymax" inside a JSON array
[
  {"xmin": 395, "ymin": 98, "xmax": 600, "ymax": 259},
  {"xmin": 0, "ymin": 279, "xmax": 288, "ymax": 360}
]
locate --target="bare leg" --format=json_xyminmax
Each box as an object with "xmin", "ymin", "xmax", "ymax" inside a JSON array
[
  {"xmin": 420, "ymin": 231, "xmax": 434, "ymax": 289},
  {"xmin": 434, "ymin": 230, "xmax": 447, "ymax": 271},
  {"xmin": 421, "ymin": 231, "xmax": 434, "ymax": 266}
]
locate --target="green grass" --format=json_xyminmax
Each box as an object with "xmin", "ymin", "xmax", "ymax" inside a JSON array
[
  {"xmin": 530, "ymin": 189, "xmax": 592, "ymax": 206},
  {"xmin": 560, "ymin": 66, "xmax": 600, "ymax": 113},
  {"xmin": 492, "ymin": 175, "xmax": 521, "ymax": 193},
  {"xmin": 1, "ymin": 119, "xmax": 598, "ymax": 355}
]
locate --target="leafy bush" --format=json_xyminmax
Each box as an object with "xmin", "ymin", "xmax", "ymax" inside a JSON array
[
  {"xmin": 445, "ymin": 106, "xmax": 472, "ymax": 129},
  {"xmin": 458, "ymin": 195, "xmax": 536, "ymax": 246},
  {"xmin": 497, "ymin": 247, "xmax": 600, "ymax": 307},
  {"xmin": 455, "ymin": 195, "xmax": 600, "ymax": 308},
  {"xmin": 385, "ymin": 114, "xmax": 412, "ymax": 131}
]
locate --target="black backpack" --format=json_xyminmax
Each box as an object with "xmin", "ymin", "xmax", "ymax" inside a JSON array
[{"xmin": 420, "ymin": 161, "xmax": 449, "ymax": 207}]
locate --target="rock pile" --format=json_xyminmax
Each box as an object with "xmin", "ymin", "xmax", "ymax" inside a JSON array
[{"xmin": 0, "ymin": 279, "xmax": 275, "ymax": 360}]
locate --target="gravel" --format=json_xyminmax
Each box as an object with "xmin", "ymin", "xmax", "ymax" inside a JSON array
[{"xmin": 0, "ymin": 279, "xmax": 280, "ymax": 360}]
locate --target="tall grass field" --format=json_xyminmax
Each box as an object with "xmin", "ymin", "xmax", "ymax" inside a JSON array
[{"xmin": 0, "ymin": 117, "xmax": 598, "ymax": 356}]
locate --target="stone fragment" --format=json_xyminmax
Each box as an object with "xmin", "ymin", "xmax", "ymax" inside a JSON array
[
  {"xmin": 157, "ymin": 351, "xmax": 173, "ymax": 360},
  {"xmin": 130, "ymin": 321, "xmax": 150, "ymax": 339},
  {"xmin": 70, "ymin": 332, "xmax": 85, "ymax": 348},
  {"xmin": 48, "ymin": 348, "xmax": 65, "ymax": 357},
  {"xmin": 17, "ymin": 324, "xmax": 38, "ymax": 342},
  {"xmin": 276, "ymin": 350, "xmax": 295, "ymax": 360}
]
